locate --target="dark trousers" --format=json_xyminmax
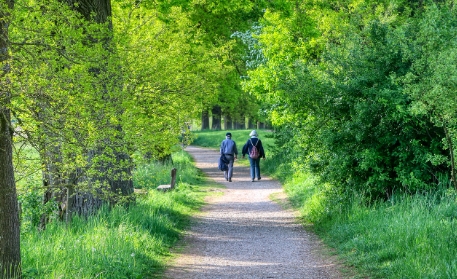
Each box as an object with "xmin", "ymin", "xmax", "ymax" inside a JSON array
[{"xmin": 224, "ymin": 154, "xmax": 235, "ymax": 180}]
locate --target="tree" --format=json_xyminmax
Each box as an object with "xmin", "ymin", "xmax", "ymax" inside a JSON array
[
  {"xmin": 61, "ymin": 0, "xmax": 135, "ymax": 211},
  {"xmin": 0, "ymin": 0, "xmax": 21, "ymax": 277},
  {"xmin": 402, "ymin": 2, "xmax": 457, "ymax": 189},
  {"xmin": 10, "ymin": 0, "xmax": 134, "ymax": 224}
]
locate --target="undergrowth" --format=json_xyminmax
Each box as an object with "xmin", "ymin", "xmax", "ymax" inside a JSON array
[{"xmin": 21, "ymin": 151, "xmax": 209, "ymax": 278}]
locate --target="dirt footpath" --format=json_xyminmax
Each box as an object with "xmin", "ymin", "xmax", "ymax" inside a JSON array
[{"xmin": 163, "ymin": 146, "xmax": 346, "ymax": 279}]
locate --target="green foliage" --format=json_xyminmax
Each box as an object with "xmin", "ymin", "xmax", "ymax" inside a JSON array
[
  {"xmin": 9, "ymin": 0, "xmax": 275, "ymax": 209},
  {"xmin": 154, "ymin": 0, "xmax": 271, "ymax": 121},
  {"xmin": 241, "ymin": 0, "xmax": 455, "ymax": 200},
  {"xmin": 18, "ymin": 189, "xmax": 57, "ymax": 231},
  {"xmin": 10, "ymin": 0, "xmax": 139, "ymax": 201},
  {"xmin": 316, "ymin": 15, "xmax": 448, "ymax": 197},
  {"xmin": 400, "ymin": 3, "xmax": 457, "ymax": 188}
]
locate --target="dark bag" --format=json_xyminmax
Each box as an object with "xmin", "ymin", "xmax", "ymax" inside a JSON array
[
  {"xmin": 218, "ymin": 155, "xmax": 229, "ymax": 171},
  {"xmin": 249, "ymin": 139, "xmax": 260, "ymax": 159}
]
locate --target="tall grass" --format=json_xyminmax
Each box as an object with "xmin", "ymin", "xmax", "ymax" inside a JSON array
[
  {"xmin": 21, "ymin": 151, "xmax": 207, "ymax": 279},
  {"xmin": 281, "ymin": 163, "xmax": 457, "ymax": 278},
  {"xmin": 195, "ymin": 130, "xmax": 457, "ymax": 279}
]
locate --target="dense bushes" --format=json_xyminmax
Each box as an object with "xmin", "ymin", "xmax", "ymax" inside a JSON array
[{"xmin": 244, "ymin": 1, "xmax": 457, "ymax": 201}]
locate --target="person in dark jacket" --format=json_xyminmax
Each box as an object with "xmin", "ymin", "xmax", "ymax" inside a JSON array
[
  {"xmin": 242, "ymin": 130, "xmax": 265, "ymax": 182},
  {"xmin": 220, "ymin": 132, "xmax": 238, "ymax": 182}
]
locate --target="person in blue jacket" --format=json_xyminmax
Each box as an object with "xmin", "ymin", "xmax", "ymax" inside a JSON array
[
  {"xmin": 220, "ymin": 132, "xmax": 238, "ymax": 182},
  {"xmin": 242, "ymin": 130, "xmax": 265, "ymax": 182}
]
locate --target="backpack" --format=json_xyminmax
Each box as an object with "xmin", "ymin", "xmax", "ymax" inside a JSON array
[{"xmin": 249, "ymin": 139, "xmax": 260, "ymax": 159}]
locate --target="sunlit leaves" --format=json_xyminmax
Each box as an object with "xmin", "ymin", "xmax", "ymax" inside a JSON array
[
  {"xmin": 241, "ymin": 0, "xmax": 455, "ymax": 199},
  {"xmin": 112, "ymin": 2, "xmax": 217, "ymax": 158}
]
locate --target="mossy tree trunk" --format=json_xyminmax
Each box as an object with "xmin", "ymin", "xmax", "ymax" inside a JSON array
[{"xmin": 0, "ymin": 0, "xmax": 21, "ymax": 277}]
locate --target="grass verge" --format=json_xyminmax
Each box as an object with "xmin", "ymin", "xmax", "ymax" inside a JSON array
[
  {"xmin": 20, "ymin": 151, "xmax": 213, "ymax": 279},
  {"xmin": 281, "ymin": 165, "xmax": 457, "ymax": 278}
]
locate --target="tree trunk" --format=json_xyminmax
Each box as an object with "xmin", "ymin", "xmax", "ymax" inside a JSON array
[
  {"xmin": 0, "ymin": 0, "xmax": 22, "ymax": 276},
  {"xmin": 65, "ymin": 0, "xmax": 111, "ymax": 23},
  {"xmin": 39, "ymin": 132, "xmax": 67, "ymax": 228},
  {"xmin": 70, "ymin": 190, "xmax": 103, "ymax": 217},
  {"xmin": 234, "ymin": 119, "xmax": 244, "ymax": 129},
  {"xmin": 443, "ymin": 124, "xmax": 457, "ymax": 190},
  {"xmin": 201, "ymin": 110, "xmax": 210, "ymax": 130},
  {"xmin": 211, "ymin": 105, "xmax": 222, "ymax": 130},
  {"xmin": 247, "ymin": 117, "xmax": 256, "ymax": 129},
  {"xmin": 257, "ymin": 121, "xmax": 265, "ymax": 130},
  {"xmin": 63, "ymin": 0, "xmax": 134, "ymax": 212},
  {"xmin": 0, "ymin": 110, "xmax": 21, "ymax": 279},
  {"xmin": 224, "ymin": 115, "xmax": 233, "ymax": 130}
]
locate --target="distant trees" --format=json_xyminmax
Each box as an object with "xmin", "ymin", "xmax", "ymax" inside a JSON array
[{"xmin": 154, "ymin": 0, "xmax": 269, "ymax": 130}]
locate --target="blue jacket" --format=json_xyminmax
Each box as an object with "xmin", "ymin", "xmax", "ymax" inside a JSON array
[
  {"xmin": 242, "ymin": 137, "xmax": 265, "ymax": 159},
  {"xmin": 220, "ymin": 137, "xmax": 238, "ymax": 156}
]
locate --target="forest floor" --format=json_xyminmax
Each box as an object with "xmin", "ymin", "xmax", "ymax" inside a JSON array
[{"xmin": 162, "ymin": 146, "xmax": 350, "ymax": 279}]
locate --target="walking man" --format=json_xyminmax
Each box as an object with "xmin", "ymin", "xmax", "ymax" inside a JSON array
[{"xmin": 220, "ymin": 132, "xmax": 238, "ymax": 182}]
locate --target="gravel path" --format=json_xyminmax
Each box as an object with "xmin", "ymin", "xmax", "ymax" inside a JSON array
[{"xmin": 163, "ymin": 146, "xmax": 346, "ymax": 279}]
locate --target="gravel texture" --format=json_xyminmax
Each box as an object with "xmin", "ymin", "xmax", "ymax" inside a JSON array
[{"xmin": 163, "ymin": 146, "xmax": 346, "ymax": 279}]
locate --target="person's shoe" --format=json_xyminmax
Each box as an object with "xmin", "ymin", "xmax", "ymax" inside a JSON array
[
  {"xmin": 251, "ymin": 179, "xmax": 254, "ymax": 182},
  {"xmin": 229, "ymin": 178, "xmax": 232, "ymax": 182},
  {"xmin": 258, "ymin": 177, "xmax": 261, "ymax": 181}
]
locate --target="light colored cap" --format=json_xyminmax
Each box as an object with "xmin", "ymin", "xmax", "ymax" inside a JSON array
[{"xmin": 249, "ymin": 130, "xmax": 258, "ymax": 137}]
